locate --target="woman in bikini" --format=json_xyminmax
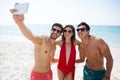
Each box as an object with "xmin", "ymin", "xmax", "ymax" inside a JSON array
[{"xmin": 56, "ymin": 25, "xmax": 80, "ymax": 80}]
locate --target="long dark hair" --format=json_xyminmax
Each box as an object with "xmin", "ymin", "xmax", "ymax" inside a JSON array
[{"xmin": 62, "ymin": 25, "xmax": 76, "ymax": 42}]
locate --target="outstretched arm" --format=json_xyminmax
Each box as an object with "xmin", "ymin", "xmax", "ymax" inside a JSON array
[{"xmin": 10, "ymin": 9, "xmax": 41, "ymax": 44}]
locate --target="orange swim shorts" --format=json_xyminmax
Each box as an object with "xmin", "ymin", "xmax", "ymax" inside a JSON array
[{"xmin": 30, "ymin": 69, "xmax": 52, "ymax": 80}]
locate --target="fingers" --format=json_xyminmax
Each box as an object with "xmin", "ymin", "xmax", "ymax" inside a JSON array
[
  {"xmin": 13, "ymin": 14, "xmax": 24, "ymax": 19},
  {"xmin": 10, "ymin": 3, "xmax": 19, "ymax": 14},
  {"xmin": 12, "ymin": 14, "xmax": 24, "ymax": 23},
  {"xmin": 15, "ymin": 3, "xmax": 19, "ymax": 5},
  {"xmin": 10, "ymin": 3, "xmax": 25, "ymax": 23},
  {"xmin": 10, "ymin": 9, "xmax": 24, "ymax": 17},
  {"xmin": 10, "ymin": 9, "xmax": 17, "ymax": 14}
]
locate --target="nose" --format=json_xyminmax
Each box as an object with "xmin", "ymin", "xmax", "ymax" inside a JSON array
[
  {"xmin": 54, "ymin": 30, "xmax": 57, "ymax": 33},
  {"xmin": 78, "ymin": 30, "xmax": 82, "ymax": 33}
]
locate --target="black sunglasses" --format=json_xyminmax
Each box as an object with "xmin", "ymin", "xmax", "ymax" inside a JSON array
[
  {"xmin": 52, "ymin": 28, "xmax": 62, "ymax": 34},
  {"xmin": 76, "ymin": 28, "xmax": 86, "ymax": 32},
  {"xmin": 64, "ymin": 30, "xmax": 72, "ymax": 33}
]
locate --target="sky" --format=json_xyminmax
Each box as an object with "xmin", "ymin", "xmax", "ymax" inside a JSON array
[{"xmin": 0, "ymin": 0, "xmax": 120, "ymax": 25}]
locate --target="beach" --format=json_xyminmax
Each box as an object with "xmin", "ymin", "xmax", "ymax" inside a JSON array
[
  {"xmin": 0, "ymin": 36, "xmax": 120, "ymax": 80},
  {"xmin": 0, "ymin": 25, "xmax": 120, "ymax": 80}
]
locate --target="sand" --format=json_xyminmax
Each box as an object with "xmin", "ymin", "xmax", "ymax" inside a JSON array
[{"xmin": 0, "ymin": 36, "xmax": 120, "ymax": 80}]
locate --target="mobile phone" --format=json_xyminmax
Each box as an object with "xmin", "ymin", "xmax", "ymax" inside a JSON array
[{"xmin": 13, "ymin": 2, "xmax": 29, "ymax": 15}]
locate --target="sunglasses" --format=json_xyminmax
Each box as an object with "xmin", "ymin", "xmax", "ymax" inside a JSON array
[
  {"xmin": 64, "ymin": 30, "xmax": 73, "ymax": 33},
  {"xmin": 52, "ymin": 28, "xmax": 62, "ymax": 34},
  {"xmin": 76, "ymin": 28, "xmax": 86, "ymax": 32}
]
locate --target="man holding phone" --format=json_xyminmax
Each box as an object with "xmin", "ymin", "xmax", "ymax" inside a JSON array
[
  {"xmin": 10, "ymin": 7, "xmax": 63, "ymax": 80},
  {"xmin": 13, "ymin": 2, "xmax": 29, "ymax": 15}
]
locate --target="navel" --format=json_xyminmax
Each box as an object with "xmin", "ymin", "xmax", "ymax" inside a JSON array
[
  {"xmin": 39, "ymin": 42, "xmax": 42, "ymax": 45},
  {"xmin": 45, "ymin": 51, "xmax": 48, "ymax": 53}
]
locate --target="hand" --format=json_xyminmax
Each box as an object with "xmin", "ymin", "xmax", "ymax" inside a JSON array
[
  {"xmin": 10, "ymin": 9, "xmax": 24, "ymax": 24},
  {"xmin": 51, "ymin": 58, "xmax": 59, "ymax": 63}
]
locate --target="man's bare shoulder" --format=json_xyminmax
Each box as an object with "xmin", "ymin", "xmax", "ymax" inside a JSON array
[
  {"xmin": 96, "ymin": 37, "xmax": 105, "ymax": 43},
  {"xmin": 33, "ymin": 35, "xmax": 49, "ymax": 45},
  {"xmin": 93, "ymin": 36, "xmax": 107, "ymax": 47},
  {"xmin": 37, "ymin": 35, "xmax": 49, "ymax": 39},
  {"xmin": 91, "ymin": 35, "xmax": 103, "ymax": 42}
]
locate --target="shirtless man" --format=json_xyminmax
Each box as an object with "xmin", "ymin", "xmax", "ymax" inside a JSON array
[
  {"xmin": 76, "ymin": 22, "xmax": 113, "ymax": 80},
  {"xmin": 10, "ymin": 9, "xmax": 63, "ymax": 80}
]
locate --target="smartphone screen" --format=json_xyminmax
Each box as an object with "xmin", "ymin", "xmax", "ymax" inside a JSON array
[{"xmin": 13, "ymin": 2, "xmax": 29, "ymax": 15}]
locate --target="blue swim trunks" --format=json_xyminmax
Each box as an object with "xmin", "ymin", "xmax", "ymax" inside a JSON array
[{"xmin": 83, "ymin": 66, "xmax": 106, "ymax": 80}]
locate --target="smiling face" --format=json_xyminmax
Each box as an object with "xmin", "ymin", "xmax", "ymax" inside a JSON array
[
  {"xmin": 63, "ymin": 27, "xmax": 73, "ymax": 40},
  {"xmin": 77, "ymin": 25, "xmax": 89, "ymax": 39},
  {"xmin": 77, "ymin": 22, "xmax": 90, "ymax": 39},
  {"xmin": 50, "ymin": 26, "xmax": 62, "ymax": 40},
  {"xmin": 62, "ymin": 25, "xmax": 76, "ymax": 42}
]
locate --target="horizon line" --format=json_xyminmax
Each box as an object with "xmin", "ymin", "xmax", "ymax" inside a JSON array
[{"xmin": 0, "ymin": 23, "xmax": 120, "ymax": 26}]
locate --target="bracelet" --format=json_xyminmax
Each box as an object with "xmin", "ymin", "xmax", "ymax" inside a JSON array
[{"xmin": 105, "ymin": 75, "xmax": 110, "ymax": 79}]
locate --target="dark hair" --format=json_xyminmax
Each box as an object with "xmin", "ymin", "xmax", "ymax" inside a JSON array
[
  {"xmin": 52, "ymin": 23, "xmax": 63, "ymax": 31},
  {"xmin": 62, "ymin": 25, "xmax": 76, "ymax": 42},
  {"xmin": 77, "ymin": 22, "xmax": 90, "ymax": 31}
]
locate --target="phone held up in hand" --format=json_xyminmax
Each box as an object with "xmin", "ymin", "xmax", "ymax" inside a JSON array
[{"xmin": 13, "ymin": 2, "xmax": 29, "ymax": 15}]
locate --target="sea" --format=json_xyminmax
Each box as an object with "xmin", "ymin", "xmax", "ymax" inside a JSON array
[{"xmin": 0, "ymin": 24, "xmax": 120, "ymax": 48}]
